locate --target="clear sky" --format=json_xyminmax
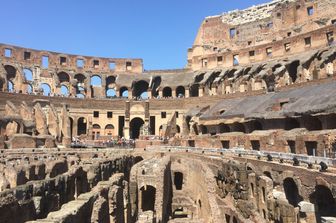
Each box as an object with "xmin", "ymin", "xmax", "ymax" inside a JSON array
[{"xmin": 0, "ymin": 0, "xmax": 270, "ymax": 70}]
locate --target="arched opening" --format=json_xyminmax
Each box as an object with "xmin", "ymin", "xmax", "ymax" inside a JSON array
[
  {"xmin": 284, "ymin": 118, "xmax": 300, "ymax": 130},
  {"xmin": 283, "ymin": 178, "xmax": 302, "ymax": 207},
  {"xmin": 264, "ymin": 171, "xmax": 273, "ymax": 180},
  {"xmin": 287, "ymin": 60, "xmax": 300, "ymax": 83},
  {"xmin": 5, "ymin": 65, "xmax": 16, "ymax": 80},
  {"xmin": 141, "ymin": 185, "xmax": 156, "ymax": 211},
  {"xmin": 23, "ymin": 68, "xmax": 33, "ymax": 82},
  {"xmin": 176, "ymin": 86, "xmax": 185, "ymax": 98},
  {"xmin": 302, "ymin": 116, "xmax": 322, "ymax": 131},
  {"xmin": 174, "ymin": 172, "xmax": 183, "ymax": 190},
  {"xmin": 231, "ymin": 122, "xmax": 246, "ymax": 133},
  {"xmin": 106, "ymin": 89, "xmax": 117, "ymax": 97},
  {"xmin": 60, "ymin": 85, "xmax": 69, "ymax": 96},
  {"xmin": 219, "ymin": 123, "xmax": 230, "ymax": 133},
  {"xmin": 40, "ymin": 83, "xmax": 51, "ymax": 96},
  {"xmin": 199, "ymin": 125, "xmax": 208, "ymax": 134},
  {"xmin": 105, "ymin": 124, "xmax": 114, "ymax": 136},
  {"xmin": 92, "ymin": 124, "xmax": 101, "ymax": 140},
  {"xmin": 190, "ymin": 84, "xmax": 199, "ymax": 97},
  {"xmin": 151, "ymin": 76, "xmax": 161, "ymax": 98},
  {"xmin": 57, "ymin": 72, "xmax": 70, "ymax": 83},
  {"xmin": 133, "ymin": 80, "xmax": 149, "ymax": 99},
  {"xmin": 310, "ymin": 185, "xmax": 336, "ymax": 219},
  {"xmin": 74, "ymin": 73, "xmax": 86, "ymax": 84},
  {"xmin": 27, "ymin": 84, "xmax": 33, "ymax": 94},
  {"xmin": 106, "ymin": 76, "xmax": 116, "ymax": 88},
  {"xmin": 90, "ymin": 75, "xmax": 102, "ymax": 86},
  {"xmin": 7, "ymin": 81, "xmax": 14, "ymax": 92},
  {"xmin": 162, "ymin": 87, "xmax": 172, "ymax": 97},
  {"xmin": 120, "ymin": 86, "xmax": 129, "ymax": 98},
  {"xmin": 176, "ymin": 125, "xmax": 181, "ymax": 133},
  {"xmin": 130, "ymin": 117, "xmax": 145, "ymax": 139},
  {"xmin": 77, "ymin": 117, "xmax": 87, "ymax": 136}
]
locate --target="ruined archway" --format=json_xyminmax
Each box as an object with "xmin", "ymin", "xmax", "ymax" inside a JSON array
[
  {"xmin": 133, "ymin": 80, "xmax": 149, "ymax": 99},
  {"xmin": 57, "ymin": 72, "xmax": 70, "ymax": 83},
  {"xmin": 190, "ymin": 84, "xmax": 199, "ymax": 97},
  {"xmin": 120, "ymin": 86, "xmax": 129, "ymax": 98},
  {"xmin": 162, "ymin": 87, "xmax": 172, "ymax": 97},
  {"xmin": 310, "ymin": 185, "xmax": 336, "ymax": 219},
  {"xmin": 283, "ymin": 177, "xmax": 302, "ymax": 207},
  {"xmin": 40, "ymin": 83, "xmax": 51, "ymax": 96},
  {"xmin": 77, "ymin": 117, "xmax": 87, "ymax": 136},
  {"xmin": 130, "ymin": 117, "xmax": 145, "ymax": 139}
]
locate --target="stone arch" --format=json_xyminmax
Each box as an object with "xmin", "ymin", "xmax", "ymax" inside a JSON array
[
  {"xmin": 301, "ymin": 116, "xmax": 322, "ymax": 131},
  {"xmin": 23, "ymin": 68, "xmax": 33, "ymax": 82},
  {"xmin": 57, "ymin": 72, "xmax": 70, "ymax": 83},
  {"xmin": 162, "ymin": 86, "xmax": 172, "ymax": 97},
  {"xmin": 119, "ymin": 86, "xmax": 129, "ymax": 98},
  {"xmin": 104, "ymin": 124, "xmax": 115, "ymax": 136},
  {"xmin": 287, "ymin": 60, "xmax": 300, "ymax": 83},
  {"xmin": 4, "ymin": 65, "xmax": 16, "ymax": 81},
  {"xmin": 219, "ymin": 123, "xmax": 230, "ymax": 133},
  {"xmin": 310, "ymin": 184, "xmax": 336, "ymax": 219},
  {"xmin": 90, "ymin": 75, "xmax": 102, "ymax": 86},
  {"xmin": 284, "ymin": 118, "xmax": 300, "ymax": 130},
  {"xmin": 133, "ymin": 80, "xmax": 149, "ymax": 99},
  {"xmin": 176, "ymin": 86, "xmax": 185, "ymax": 98},
  {"xmin": 60, "ymin": 85, "xmax": 69, "ymax": 96},
  {"xmin": 283, "ymin": 177, "xmax": 302, "ymax": 207},
  {"xmin": 106, "ymin": 76, "xmax": 116, "ymax": 97},
  {"xmin": 77, "ymin": 117, "xmax": 87, "ymax": 136},
  {"xmin": 130, "ymin": 117, "xmax": 145, "ymax": 139},
  {"xmin": 40, "ymin": 83, "xmax": 51, "ymax": 96},
  {"xmin": 74, "ymin": 73, "xmax": 86, "ymax": 84},
  {"xmin": 140, "ymin": 185, "xmax": 156, "ymax": 211},
  {"xmin": 27, "ymin": 84, "xmax": 33, "ymax": 94},
  {"xmin": 230, "ymin": 122, "xmax": 246, "ymax": 133}
]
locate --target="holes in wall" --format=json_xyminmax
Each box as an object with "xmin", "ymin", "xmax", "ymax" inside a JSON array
[
  {"xmin": 60, "ymin": 56, "xmax": 67, "ymax": 65},
  {"xmin": 221, "ymin": 140, "xmax": 230, "ymax": 149},
  {"xmin": 24, "ymin": 51, "xmax": 31, "ymax": 60},
  {"xmin": 249, "ymin": 50, "xmax": 255, "ymax": 60},
  {"xmin": 4, "ymin": 48, "xmax": 12, "ymax": 57},
  {"xmin": 202, "ymin": 58, "xmax": 208, "ymax": 68},
  {"xmin": 77, "ymin": 117, "xmax": 87, "ymax": 135},
  {"xmin": 229, "ymin": 28, "xmax": 236, "ymax": 38},
  {"xmin": 176, "ymin": 86, "xmax": 185, "ymax": 98},
  {"xmin": 126, "ymin": 61, "xmax": 132, "ymax": 71},
  {"xmin": 161, "ymin": 112, "xmax": 167, "ymax": 119},
  {"xmin": 284, "ymin": 43, "xmax": 291, "ymax": 52},
  {"xmin": 107, "ymin": 111, "xmax": 113, "ymax": 118},
  {"xmin": 266, "ymin": 47, "xmax": 273, "ymax": 57},
  {"xmin": 327, "ymin": 31, "xmax": 334, "ymax": 45},
  {"xmin": 93, "ymin": 111, "xmax": 99, "ymax": 118},
  {"xmin": 305, "ymin": 141, "xmax": 317, "ymax": 156},
  {"xmin": 267, "ymin": 22, "xmax": 273, "ymax": 28},
  {"xmin": 304, "ymin": 37, "xmax": 311, "ymax": 47},
  {"xmin": 307, "ymin": 6, "xmax": 314, "ymax": 16},
  {"xmin": 42, "ymin": 56, "xmax": 49, "ymax": 68},
  {"xmin": 109, "ymin": 62, "xmax": 116, "ymax": 70},
  {"xmin": 77, "ymin": 59, "xmax": 84, "ymax": 68},
  {"xmin": 287, "ymin": 140, "xmax": 296, "ymax": 154},
  {"xmin": 217, "ymin": 56, "xmax": 223, "ymax": 65},
  {"xmin": 251, "ymin": 140, "xmax": 260, "ymax": 151},
  {"xmin": 90, "ymin": 75, "xmax": 102, "ymax": 86},
  {"xmin": 23, "ymin": 68, "xmax": 33, "ymax": 82},
  {"xmin": 174, "ymin": 172, "xmax": 183, "ymax": 190},
  {"xmin": 93, "ymin": 59, "xmax": 99, "ymax": 68},
  {"xmin": 233, "ymin": 54, "xmax": 239, "ymax": 66},
  {"xmin": 60, "ymin": 85, "xmax": 69, "ymax": 96}
]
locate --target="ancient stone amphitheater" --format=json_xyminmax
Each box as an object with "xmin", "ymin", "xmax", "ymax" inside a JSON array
[{"xmin": 0, "ymin": 0, "xmax": 336, "ymax": 222}]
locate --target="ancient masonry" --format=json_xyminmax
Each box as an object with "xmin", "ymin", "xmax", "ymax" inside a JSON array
[{"xmin": 0, "ymin": 0, "xmax": 336, "ymax": 222}]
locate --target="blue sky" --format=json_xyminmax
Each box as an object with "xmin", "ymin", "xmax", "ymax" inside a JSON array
[{"xmin": 0, "ymin": 0, "xmax": 270, "ymax": 70}]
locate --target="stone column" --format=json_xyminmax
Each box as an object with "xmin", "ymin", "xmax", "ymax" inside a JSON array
[
  {"xmin": 185, "ymin": 89, "xmax": 190, "ymax": 98},
  {"xmin": 172, "ymin": 89, "xmax": 176, "ymax": 98},
  {"xmin": 198, "ymin": 86, "xmax": 204, "ymax": 97},
  {"xmin": 147, "ymin": 89, "xmax": 152, "ymax": 99}
]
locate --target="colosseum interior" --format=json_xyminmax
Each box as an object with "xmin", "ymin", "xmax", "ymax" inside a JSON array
[{"xmin": 0, "ymin": 0, "xmax": 336, "ymax": 222}]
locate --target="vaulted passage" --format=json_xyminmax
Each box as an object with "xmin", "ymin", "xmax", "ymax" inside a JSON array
[
  {"xmin": 141, "ymin": 185, "xmax": 156, "ymax": 211},
  {"xmin": 283, "ymin": 178, "xmax": 302, "ymax": 207},
  {"xmin": 130, "ymin": 118, "xmax": 144, "ymax": 139},
  {"xmin": 174, "ymin": 172, "xmax": 183, "ymax": 190},
  {"xmin": 310, "ymin": 185, "xmax": 336, "ymax": 220},
  {"xmin": 77, "ymin": 117, "xmax": 87, "ymax": 136}
]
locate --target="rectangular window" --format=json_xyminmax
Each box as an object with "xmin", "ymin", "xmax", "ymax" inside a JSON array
[
  {"xmin": 42, "ymin": 56, "xmax": 49, "ymax": 68},
  {"xmin": 60, "ymin": 56, "xmax": 66, "ymax": 65},
  {"xmin": 175, "ymin": 111, "xmax": 179, "ymax": 118},
  {"xmin": 202, "ymin": 58, "xmax": 208, "ymax": 67},
  {"xmin": 4, "ymin": 48, "xmax": 12, "ymax": 57},
  {"xmin": 233, "ymin": 55, "xmax": 239, "ymax": 66},
  {"xmin": 287, "ymin": 32, "xmax": 292, "ymax": 37},
  {"xmin": 217, "ymin": 56, "xmax": 223, "ymax": 63},
  {"xmin": 77, "ymin": 59, "xmax": 84, "ymax": 68},
  {"xmin": 229, "ymin": 28, "xmax": 236, "ymax": 38},
  {"xmin": 93, "ymin": 60, "xmax": 99, "ymax": 68},
  {"xmin": 109, "ymin": 62, "xmax": 116, "ymax": 70},
  {"xmin": 327, "ymin": 31, "xmax": 334, "ymax": 44},
  {"xmin": 249, "ymin": 50, "xmax": 255, "ymax": 58},
  {"xmin": 266, "ymin": 47, "xmax": 273, "ymax": 57},
  {"xmin": 93, "ymin": 111, "xmax": 99, "ymax": 118},
  {"xmin": 307, "ymin": 6, "xmax": 314, "ymax": 16},
  {"xmin": 248, "ymin": 41, "xmax": 252, "ymax": 46},
  {"xmin": 161, "ymin": 112, "xmax": 166, "ymax": 119},
  {"xmin": 284, "ymin": 43, "xmax": 291, "ymax": 52},
  {"xmin": 126, "ymin": 61, "xmax": 132, "ymax": 71},
  {"xmin": 304, "ymin": 37, "xmax": 311, "ymax": 47},
  {"xmin": 24, "ymin": 52, "xmax": 31, "ymax": 60},
  {"xmin": 107, "ymin": 111, "xmax": 113, "ymax": 118}
]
